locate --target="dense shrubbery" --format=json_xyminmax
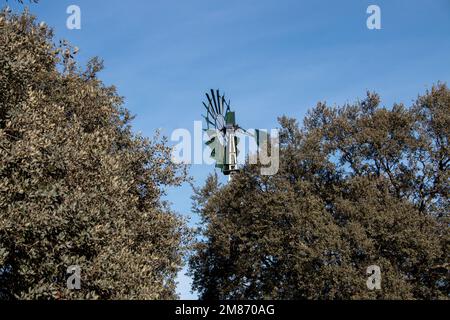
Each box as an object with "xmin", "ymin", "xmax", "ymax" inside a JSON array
[{"xmin": 0, "ymin": 9, "xmax": 189, "ymax": 299}]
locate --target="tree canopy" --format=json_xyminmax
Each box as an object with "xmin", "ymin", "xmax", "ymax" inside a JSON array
[
  {"xmin": 190, "ymin": 86, "xmax": 449, "ymax": 300},
  {"xmin": 0, "ymin": 9, "xmax": 189, "ymax": 299}
]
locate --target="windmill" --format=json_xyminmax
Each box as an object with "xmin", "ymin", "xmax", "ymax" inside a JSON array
[{"xmin": 203, "ymin": 89, "xmax": 266, "ymax": 176}]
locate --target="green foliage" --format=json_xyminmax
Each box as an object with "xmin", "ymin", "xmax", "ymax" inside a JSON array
[
  {"xmin": 190, "ymin": 86, "xmax": 449, "ymax": 300},
  {"xmin": 0, "ymin": 9, "xmax": 190, "ymax": 299}
]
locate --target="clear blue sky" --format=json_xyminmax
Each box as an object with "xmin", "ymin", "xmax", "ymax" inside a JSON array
[{"xmin": 8, "ymin": 0, "xmax": 450, "ymax": 299}]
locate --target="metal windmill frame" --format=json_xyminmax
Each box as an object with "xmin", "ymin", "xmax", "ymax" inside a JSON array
[{"xmin": 202, "ymin": 89, "xmax": 241, "ymax": 176}]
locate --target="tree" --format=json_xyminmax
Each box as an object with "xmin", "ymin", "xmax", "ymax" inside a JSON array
[
  {"xmin": 0, "ymin": 9, "xmax": 190, "ymax": 299},
  {"xmin": 190, "ymin": 86, "xmax": 449, "ymax": 300}
]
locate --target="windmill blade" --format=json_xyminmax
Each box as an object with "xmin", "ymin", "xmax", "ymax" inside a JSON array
[
  {"xmin": 211, "ymin": 89, "xmax": 219, "ymax": 115},
  {"xmin": 218, "ymin": 92, "xmax": 223, "ymax": 115},
  {"xmin": 203, "ymin": 102, "xmax": 215, "ymax": 119},
  {"xmin": 210, "ymin": 89, "xmax": 220, "ymax": 115},
  {"xmin": 202, "ymin": 115, "xmax": 216, "ymax": 128},
  {"xmin": 226, "ymin": 99, "xmax": 231, "ymax": 113},
  {"xmin": 205, "ymin": 93, "xmax": 217, "ymax": 118},
  {"xmin": 221, "ymin": 95, "xmax": 226, "ymax": 116},
  {"xmin": 222, "ymin": 97, "xmax": 228, "ymax": 112},
  {"xmin": 205, "ymin": 137, "xmax": 215, "ymax": 146},
  {"xmin": 205, "ymin": 132, "xmax": 226, "ymax": 167},
  {"xmin": 216, "ymin": 89, "xmax": 222, "ymax": 114}
]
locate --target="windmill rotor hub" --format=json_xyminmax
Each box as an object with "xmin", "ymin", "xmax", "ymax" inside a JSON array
[{"xmin": 215, "ymin": 114, "xmax": 226, "ymax": 131}]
